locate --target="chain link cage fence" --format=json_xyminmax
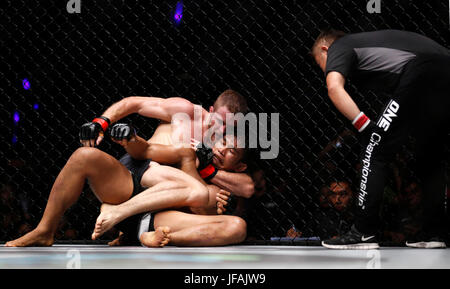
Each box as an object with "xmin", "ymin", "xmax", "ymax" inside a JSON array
[{"xmin": 1, "ymin": 0, "xmax": 449, "ymax": 245}]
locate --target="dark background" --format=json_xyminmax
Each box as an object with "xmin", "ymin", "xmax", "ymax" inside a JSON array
[{"xmin": 0, "ymin": 0, "xmax": 449, "ymax": 244}]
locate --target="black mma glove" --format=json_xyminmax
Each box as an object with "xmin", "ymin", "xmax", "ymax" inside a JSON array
[
  {"xmin": 109, "ymin": 123, "xmax": 136, "ymax": 141},
  {"xmin": 195, "ymin": 143, "xmax": 218, "ymax": 181},
  {"xmin": 195, "ymin": 143, "xmax": 215, "ymax": 170},
  {"xmin": 79, "ymin": 116, "xmax": 111, "ymax": 142}
]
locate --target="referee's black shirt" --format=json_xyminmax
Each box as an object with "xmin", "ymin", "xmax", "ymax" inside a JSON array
[{"xmin": 325, "ymin": 30, "xmax": 450, "ymax": 93}]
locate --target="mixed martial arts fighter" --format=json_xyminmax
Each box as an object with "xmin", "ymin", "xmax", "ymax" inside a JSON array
[
  {"xmin": 80, "ymin": 89, "xmax": 254, "ymax": 198},
  {"xmin": 96, "ymin": 131, "xmax": 249, "ymax": 247},
  {"xmin": 5, "ymin": 90, "xmax": 252, "ymax": 247}
]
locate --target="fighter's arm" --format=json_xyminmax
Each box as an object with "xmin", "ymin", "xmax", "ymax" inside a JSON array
[
  {"xmin": 118, "ymin": 134, "xmax": 190, "ymax": 165},
  {"xmin": 326, "ymin": 72, "xmax": 372, "ymax": 132},
  {"xmin": 209, "ymin": 170, "xmax": 255, "ymax": 199},
  {"xmin": 113, "ymin": 124, "xmax": 255, "ymax": 198},
  {"xmin": 108, "ymin": 121, "xmax": 198, "ymax": 165},
  {"xmin": 103, "ymin": 96, "xmax": 195, "ymax": 123},
  {"xmin": 138, "ymin": 143, "xmax": 230, "ymax": 214},
  {"xmin": 116, "ymin": 132, "xmax": 205, "ymax": 185},
  {"xmin": 116, "ymin": 137, "xmax": 229, "ymax": 214},
  {"xmin": 169, "ymin": 149, "xmax": 230, "ymax": 215},
  {"xmin": 188, "ymin": 140, "xmax": 255, "ymax": 199},
  {"xmin": 80, "ymin": 96, "xmax": 195, "ymax": 147}
]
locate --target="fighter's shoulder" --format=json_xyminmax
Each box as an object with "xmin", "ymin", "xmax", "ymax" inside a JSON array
[{"xmin": 170, "ymin": 97, "xmax": 207, "ymax": 109}]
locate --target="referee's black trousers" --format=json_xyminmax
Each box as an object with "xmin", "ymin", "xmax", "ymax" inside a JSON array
[{"xmin": 355, "ymin": 55, "xmax": 450, "ymax": 237}]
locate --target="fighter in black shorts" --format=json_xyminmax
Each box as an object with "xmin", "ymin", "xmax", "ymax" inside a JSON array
[
  {"xmin": 6, "ymin": 91, "xmax": 252, "ymax": 247},
  {"xmin": 91, "ymin": 124, "xmax": 250, "ymax": 246},
  {"xmin": 311, "ymin": 29, "xmax": 450, "ymax": 249}
]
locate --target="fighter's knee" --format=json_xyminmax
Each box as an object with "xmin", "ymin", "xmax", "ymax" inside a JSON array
[
  {"xmin": 225, "ymin": 217, "xmax": 247, "ymax": 243},
  {"xmin": 69, "ymin": 147, "xmax": 103, "ymax": 165},
  {"xmin": 188, "ymin": 184, "xmax": 209, "ymax": 207}
]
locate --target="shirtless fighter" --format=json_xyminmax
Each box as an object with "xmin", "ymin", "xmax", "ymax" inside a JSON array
[
  {"xmin": 80, "ymin": 89, "xmax": 254, "ymax": 198},
  {"xmin": 5, "ymin": 90, "xmax": 253, "ymax": 247},
  {"xmin": 96, "ymin": 131, "xmax": 250, "ymax": 247}
]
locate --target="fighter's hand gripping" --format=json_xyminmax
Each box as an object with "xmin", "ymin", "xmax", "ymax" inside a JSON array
[
  {"xmin": 79, "ymin": 116, "xmax": 111, "ymax": 147},
  {"xmin": 109, "ymin": 123, "xmax": 136, "ymax": 147}
]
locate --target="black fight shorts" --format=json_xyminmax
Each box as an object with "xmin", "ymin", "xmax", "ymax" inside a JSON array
[{"xmin": 115, "ymin": 154, "xmax": 155, "ymax": 245}]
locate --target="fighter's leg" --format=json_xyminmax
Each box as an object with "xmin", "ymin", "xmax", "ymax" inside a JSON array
[
  {"xmin": 5, "ymin": 147, "xmax": 134, "ymax": 247},
  {"xmin": 140, "ymin": 210, "xmax": 247, "ymax": 247},
  {"xmin": 92, "ymin": 162, "xmax": 209, "ymax": 239}
]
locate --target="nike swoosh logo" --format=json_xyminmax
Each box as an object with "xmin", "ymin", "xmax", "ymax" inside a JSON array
[{"xmin": 361, "ymin": 236, "xmax": 375, "ymax": 242}]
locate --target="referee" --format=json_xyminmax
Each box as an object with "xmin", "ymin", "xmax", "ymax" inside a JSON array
[{"xmin": 311, "ymin": 29, "xmax": 450, "ymax": 249}]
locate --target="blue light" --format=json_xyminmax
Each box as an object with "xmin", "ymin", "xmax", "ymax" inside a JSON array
[
  {"xmin": 12, "ymin": 135, "xmax": 17, "ymax": 144},
  {"xmin": 174, "ymin": 1, "xmax": 183, "ymax": 25},
  {"xmin": 22, "ymin": 78, "xmax": 31, "ymax": 90},
  {"xmin": 13, "ymin": 111, "xmax": 20, "ymax": 123},
  {"xmin": 33, "ymin": 103, "xmax": 39, "ymax": 110}
]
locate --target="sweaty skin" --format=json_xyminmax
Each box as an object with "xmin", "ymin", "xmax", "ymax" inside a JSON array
[{"xmin": 137, "ymin": 108, "xmax": 254, "ymax": 199}]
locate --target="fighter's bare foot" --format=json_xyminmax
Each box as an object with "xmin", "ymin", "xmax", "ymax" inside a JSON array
[
  {"xmin": 140, "ymin": 226, "xmax": 171, "ymax": 248},
  {"xmin": 92, "ymin": 203, "xmax": 121, "ymax": 240},
  {"xmin": 5, "ymin": 228, "xmax": 54, "ymax": 247}
]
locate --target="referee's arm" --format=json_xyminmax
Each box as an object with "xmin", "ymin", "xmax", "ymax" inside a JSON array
[{"xmin": 326, "ymin": 71, "xmax": 361, "ymax": 121}]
